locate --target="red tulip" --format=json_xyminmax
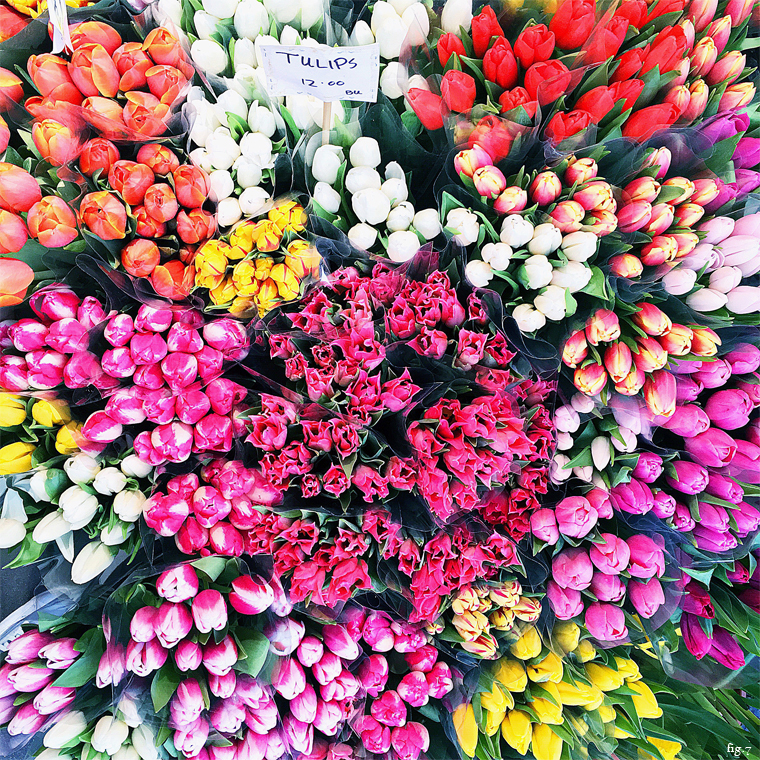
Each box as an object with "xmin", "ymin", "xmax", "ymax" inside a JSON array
[
  {"xmin": 640, "ymin": 26, "xmax": 689, "ymax": 76},
  {"xmin": 513, "ymin": 24, "xmax": 555, "ymax": 68},
  {"xmin": 583, "ymin": 16, "xmax": 629, "ymax": 64},
  {"xmin": 611, "ymin": 47, "xmax": 647, "ymax": 81},
  {"xmin": 79, "ymin": 138, "xmax": 120, "ymax": 176},
  {"xmin": 498, "ymin": 87, "xmax": 537, "ymax": 118},
  {"xmin": 609, "ymin": 78, "xmax": 645, "ymax": 110},
  {"xmin": 405, "ymin": 88, "xmax": 445, "ymax": 130},
  {"xmin": 108, "ymin": 160, "xmax": 155, "ymax": 206},
  {"xmin": 614, "ymin": 0, "xmax": 647, "ymax": 27},
  {"xmin": 525, "ymin": 59, "xmax": 571, "ymax": 105},
  {"xmin": 483, "ymin": 38, "xmax": 518, "ymax": 89},
  {"xmin": 152, "ymin": 260, "xmax": 194, "ymax": 300},
  {"xmin": 574, "ymin": 86, "xmax": 616, "ymax": 122},
  {"xmin": 0, "ymin": 6, "xmax": 27, "ymax": 42},
  {"xmin": 440, "ymin": 70, "xmax": 477, "ymax": 113},
  {"xmin": 471, "ymin": 5, "xmax": 504, "ymax": 57},
  {"xmin": 545, "ymin": 110, "xmax": 594, "ymax": 143},
  {"xmin": 28, "ymin": 54, "xmax": 74, "ymax": 98},
  {"xmin": 437, "ymin": 33, "xmax": 466, "ymax": 66},
  {"xmin": 549, "ymin": 0, "xmax": 597, "ymax": 50},
  {"xmin": 622, "ymin": 104, "xmax": 680, "ymax": 141}
]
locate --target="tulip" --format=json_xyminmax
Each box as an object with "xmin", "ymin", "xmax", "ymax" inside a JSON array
[
  {"xmin": 473, "ymin": 165, "xmax": 507, "ymax": 199},
  {"xmin": 71, "ymin": 541, "xmax": 115, "ymax": 583},
  {"xmin": 192, "ymin": 589, "xmax": 228, "ymax": 634},
  {"xmin": 643, "ymin": 370, "xmax": 677, "ymax": 418},
  {"xmin": 529, "ymin": 171, "xmax": 562, "ymax": 206},
  {"xmin": 584, "ymin": 602, "xmax": 628, "ymax": 642},
  {"xmin": 0, "ymin": 164, "xmax": 42, "ymax": 213},
  {"xmin": 452, "ymin": 704, "xmax": 477, "ymax": 758},
  {"xmin": 483, "ymin": 38, "xmax": 518, "ymax": 90},
  {"xmin": 574, "ymin": 363, "xmax": 607, "ymax": 396},
  {"xmin": 0, "ymin": 441, "xmax": 34, "ymax": 475},
  {"xmin": 0, "ymin": 210, "xmax": 28, "ymax": 255},
  {"xmin": 27, "ymin": 197, "xmax": 78, "ymax": 248},
  {"xmin": 501, "ymin": 709, "xmax": 532, "ymax": 754},
  {"xmin": 78, "ymin": 191, "xmax": 127, "ymax": 240}
]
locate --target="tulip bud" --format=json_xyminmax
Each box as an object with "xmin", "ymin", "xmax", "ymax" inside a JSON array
[
  {"xmin": 529, "ymin": 171, "xmax": 562, "ymax": 205},
  {"xmin": 71, "ymin": 540, "xmax": 116, "ymax": 584}
]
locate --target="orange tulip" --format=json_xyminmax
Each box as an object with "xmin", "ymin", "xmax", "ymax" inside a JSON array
[
  {"xmin": 114, "ymin": 43, "xmax": 153, "ymax": 91},
  {"xmin": 79, "ymin": 138, "xmax": 120, "ymax": 177},
  {"xmin": 176, "ymin": 208, "xmax": 216, "ymax": 244},
  {"xmin": 643, "ymin": 370, "xmax": 677, "ymax": 418},
  {"xmin": 151, "ymin": 260, "xmax": 194, "ymax": 300},
  {"xmin": 0, "ymin": 209, "xmax": 28, "ymax": 254},
  {"xmin": 144, "ymin": 183, "xmax": 178, "ymax": 223},
  {"xmin": 82, "ymin": 96, "xmax": 128, "ymax": 137},
  {"xmin": 173, "ymin": 165, "xmax": 209, "ymax": 209},
  {"xmin": 145, "ymin": 64, "xmax": 188, "ymax": 105},
  {"xmin": 0, "ymin": 163, "xmax": 42, "ymax": 212},
  {"xmin": 615, "ymin": 365, "xmax": 646, "ymax": 395},
  {"xmin": 121, "ymin": 238, "xmax": 160, "ymax": 277},
  {"xmin": 123, "ymin": 91, "xmax": 170, "ymax": 137},
  {"xmin": 32, "ymin": 119, "xmax": 81, "ymax": 166},
  {"xmin": 28, "ymin": 54, "xmax": 74, "ymax": 98},
  {"xmin": 133, "ymin": 205, "xmax": 167, "ymax": 238},
  {"xmin": 108, "ymin": 160, "xmax": 155, "ymax": 206},
  {"xmin": 142, "ymin": 27, "xmax": 186, "ymax": 68},
  {"xmin": 574, "ymin": 363, "xmax": 608, "ymax": 396},
  {"xmin": 0, "ymin": 67, "xmax": 23, "ymax": 110},
  {"xmin": 0, "ymin": 258, "xmax": 33, "ymax": 306},
  {"xmin": 0, "ymin": 6, "xmax": 27, "ymax": 42},
  {"xmin": 69, "ymin": 21, "xmax": 122, "ymax": 56},
  {"xmin": 68, "ymin": 43, "xmax": 120, "ymax": 98},
  {"xmin": 78, "ymin": 191, "xmax": 127, "ymax": 240},
  {"xmin": 136, "ymin": 144, "xmax": 179, "ymax": 176},
  {"xmin": 27, "ymin": 196, "xmax": 78, "ymax": 248}
]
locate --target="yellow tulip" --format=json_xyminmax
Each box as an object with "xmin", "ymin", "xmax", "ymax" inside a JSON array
[
  {"xmin": 529, "ymin": 682, "xmax": 563, "ymax": 725},
  {"xmin": 229, "ymin": 221, "xmax": 258, "ymax": 252},
  {"xmin": 0, "ymin": 442, "xmax": 35, "ymax": 475},
  {"xmin": 55, "ymin": 422, "xmax": 81, "ymax": 455},
  {"xmin": 573, "ymin": 640, "xmax": 596, "ymax": 662},
  {"xmin": 229, "ymin": 297, "xmax": 256, "ymax": 316},
  {"xmin": 484, "ymin": 706, "xmax": 506, "ymax": 736},
  {"xmin": 528, "ymin": 652, "xmax": 564, "ymax": 684},
  {"xmin": 461, "ymin": 632, "xmax": 499, "ymax": 659},
  {"xmin": 285, "ymin": 242, "xmax": 321, "ymax": 279},
  {"xmin": 254, "ymin": 278, "xmax": 280, "ymax": 316},
  {"xmin": 532, "ymin": 724, "xmax": 563, "ymax": 760},
  {"xmin": 643, "ymin": 736, "xmax": 682, "ymax": 760},
  {"xmin": 510, "ymin": 626, "xmax": 542, "ymax": 660},
  {"xmin": 552, "ymin": 621, "xmax": 580, "ymax": 654},
  {"xmin": 490, "ymin": 581, "xmax": 522, "ymax": 607},
  {"xmin": 452, "ymin": 587, "xmax": 481, "ymax": 615},
  {"xmin": 585, "ymin": 663, "xmax": 625, "ymax": 692},
  {"xmin": 567, "ymin": 713, "xmax": 590, "ymax": 737},
  {"xmin": 269, "ymin": 201, "xmax": 306, "ymax": 233},
  {"xmin": 597, "ymin": 704, "xmax": 616, "ymax": 723},
  {"xmin": 453, "ymin": 610, "xmax": 489, "ymax": 642},
  {"xmin": 231, "ymin": 260, "xmax": 260, "ymax": 298},
  {"xmin": 270, "ymin": 262, "xmax": 300, "ymax": 300},
  {"xmin": 501, "ymin": 710, "xmax": 532, "ymax": 755},
  {"xmin": 210, "ymin": 277, "xmax": 238, "ymax": 305},
  {"xmin": 452, "ymin": 704, "xmax": 478, "ymax": 758},
  {"xmin": 494, "ymin": 658, "xmax": 527, "ymax": 693},
  {"xmin": 629, "ymin": 681, "xmax": 662, "ymax": 719},
  {"xmin": 31, "ymin": 398, "xmax": 71, "ymax": 427},
  {"xmin": 0, "ymin": 394, "xmax": 27, "ymax": 427},
  {"xmin": 250, "ymin": 220, "xmax": 282, "ymax": 252},
  {"xmin": 513, "ymin": 597, "xmax": 542, "ymax": 622},
  {"xmin": 556, "ymin": 680, "xmax": 604, "ymax": 709},
  {"xmin": 481, "ymin": 682, "xmax": 513, "ymax": 713},
  {"xmin": 490, "ymin": 608, "xmax": 515, "ymax": 631},
  {"xmin": 615, "ymin": 657, "xmax": 641, "ymax": 681}
]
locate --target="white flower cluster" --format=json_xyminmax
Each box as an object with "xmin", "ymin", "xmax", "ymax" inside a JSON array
[
  {"xmin": 0, "ymin": 454, "xmax": 152, "ymax": 585},
  {"xmin": 464, "ymin": 215, "xmax": 598, "ymax": 334},
  {"xmin": 311, "ymin": 136, "xmax": 441, "ymax": 262}
]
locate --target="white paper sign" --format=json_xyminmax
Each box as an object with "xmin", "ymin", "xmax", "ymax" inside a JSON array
[
  {"xmin": 47, "ymin": 0, "xmax": 73, "ymax": 54},
  {"xmin": 258, "ymin": 43, "xmax": 380, "ymax": 103}
]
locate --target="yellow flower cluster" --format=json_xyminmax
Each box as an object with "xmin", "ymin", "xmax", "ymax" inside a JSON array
[
  {"xmin": 0, "ymin": 394, "xmax": 79, "ymax": 474},
  {"xmin": 6, "ymin": 0, "xmax": 89, "ymax": 17},
  {"xmin": 194, "ymin": 202, "xmax": 320, "ymax": 316},
  {"xmin": 437, "ymin": 581, "xmax": 542, "ymax": 659},
  {"xmin": 454, "ymin": 620, "xmax": 681, "ymax": 760}
]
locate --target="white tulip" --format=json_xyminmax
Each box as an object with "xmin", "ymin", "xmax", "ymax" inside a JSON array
[
  {"xmin": 685, "ymin": 288, "xmax": 728, "ymax": 312},
  {"xmin": 556, "ymin": 432, "xmax": 574, "ymax": 450},
  {"xmin": 37, "ymin": 751, "xmax": 72, "ymax": 760},
  {"xmin": 189, "ymin": 148, "xmax": 213, "ymax": 172},
  {"xmin": 573, "ymin": 466, "xmax": 594, "ymax": 483},
  {"xmin": 481, "ymin": 242, "xmax": 512, "ymax": 270},
  {"xmin": 43, "ymin": 711, "xmax": 88, "ymax": 748},
  {"xmin": 591, "ymin": 436, "xmax": 611, "ymax": 471},
  {"xmin": 380, "ymin": 61, "xmax": 405, "ymax": 99},
  {"xmin": 348, "ymin": 223, "xmax": 379, "ymax": 250},
  {"xmin": 375, "ymin": 15, "xmax": 408, "ymax": 59},
  {"xmin": 550, "ymin": 261, "xmax": 592, "ymax": 293},
  {"xmin": 217, "ymin": 197, "xmax": 243, "ymax": 227},
  {"xmin": 465, "ymin": 260, "xmax": 493, "ymax": 288},
  {"xmin": 441, "ymin": 0, "xmax": 473, "ymax": 33},
  {"xmin": 113, "ymin": 490, "xmax": 147, "ymax": 523},
  {"xmin": 534, "ymin": 285, "xmax": 567, "ymax": 321},
  {"xmin": 385, "ymin": 161, "xmax": 405, "ymax": 180},
  {"xmin": 314, "ymin": 182, "xmax": 342, "ymax": 214},
  {"xmin": 92, "ymin": 716, "xmax": 129, "ymax": 756},
  {"xmin": 194, "ymin": 10, "xmax": 221, "ymax": 40},
  {"xmin": 209, "ymin": 169, "xmax": 235, "ymax": 202},
  {"xmin": 512, "ymin": 303, "xmax": 546, "ymax": 333},
  {"xmin": 280, "ymin": 24, "xmax": 300, "ymax": 46},
  {"xmin": 381, "ymin": 177, "xmax": 408, "ymax": 206},
  {"xmin": 216, "ymin": 89, "xmax": 249, "ymax": 126},
  {"xmin": 33, "ymin": 511, "xmax": 71, "ymax": 544},
  {"xmin": 726, "ymin": 285, "xmax": 760, "ymax": 314},
  {"xmin": 446, "ymin": 207, "xmax": 479, "ymax": 245},
  {"xmin": 345, "ymin": 166, "xmax": 382, "ymax": 195},
  {"xmin": 93, "ymin": 467, "xmax": 127, "ymax": 496},
  {"xmin": 387, "ymin": 230, "xmax": 420, "ymax": 262},
  {"xmin": 234, "ymin": 0, "xmax": 268, "ymax": 39},
  {"xmin": 500, "ymin": 214, "xmax": 534, "ymax": 248},
  {"xmin": 561, "ymin": 230, "xmax": 598, "ymax": 262},
  {"xmin": 306, "ymin": 96, "xmax": 345, "ymax": 130},
  {"xmin": 299, "ymin": 0, "xmax": 323, "ymax": 29},
  {"xmin": 113, "ymin": 747, "xmax": 140, "ymax": 760},
  {"xmin": 518, "ymin": 255, "xmax": 553, "ymax": 289},
  {"xmin": 0, "ymin": 518, "xmax": 25, "ymax": 548},
  {"xmin": 349, "ymin": 19, "xmax": 375, "ymax": 45},
  {"xmin": 254, "ymin": 35, "xmax": 280, "ymax": 68},
  {"xmin": 234, "ymin": 156, "xmax": 263, "ymax": 189},
  {"xmin": 413, "ymin": 208, "xmax": 441, "ymax": 239},
  {"xmin": 401, "ymin": 2, "xmax": 429, "ymax": 45},
  {"xmin": 29, "ymin": 468, "xmax": 51, "ymax": 502},
  {"xmin": 352, "ymin": 188, "xmax": 391, "ymax": 224},
  {"xmin": 71, "ymin": 541, "xmax": 116, "ymax": 584},
  {"xmin": 709, "ymin": 266, "xmax": 743, "ymax": 294},
  {"xmin": 204, "ymin": 0, "xmax": 238, "ymax": 16},
  {"xmin": 263, "ymin": 0, "xmax": 298, "ymax": 22},
  {"xmin": 554, "ymin": 405, "xmax": 580, "ymax": 433},
  {"xmin": 571, "ymin": 393, "xmax": 596, "ymax": 413},
  {"xmin": 386, "ymin": 202, "xmax": 415, "ymax": 231},
  {"xmin": 240, "ymin": 131, "xmax": 273, "ymax": 168},
  {"xmin": 612, "ymin": 426, "xmax": 637, "ymax": 453},
  {"xmin": 120, "ymin": 454, "xmax": 152, "ymax": 479},
  {"xmin": 101, "ymin": 522, "xmax": 133, "ymax": 546},
  {"xmin": 311, "ymin": 145, "xmax": 344, "ymax": 184},
  {"xmin": 64, "ymin": 453, "xmax": 100, "ymax": 484},
  {"xmin": 371, "ymin": 1, "xmax": 399, "ymax": 33},
  {"xmin": 59, "ymin": 485, "xmax": 99, "ymax": 529},
  {"xmin": 407, "ymin": 74, "xmax": 429, "ymax": 90},
  {"xmin": 549, "ymin": 453, "xmax": 572, "ymax": 483},
  {"xmin": 662, "ymin": 266, "xmax": 697, "ymax": 295},
  {"xmin": 527, "ymin": 223, "xmax": 562, "ymax": 255},
  {"xmin": 155, "ymin": 0, "xmax": 182, "ymax": 25},
  {"xmin": 349, "ymin": 136, "xmax": 382, "ymax": 168},
  {"xmin": 389, "ymin": 0, "xmax": 417, "ymax": 12},
  {"xmin": 191, "ymin": 39, "xmax": 228, "ymax": 76},
  {"xmin": 247, "ymin": 104, "xmax": 277, "ymax": 137},
  {"xmin": 228, "ymin": 68, "xmax": 257, "ymax": 99},
  {"xmin": 206, "ymin": 129, "xmax": 241, "ymax": 172},
  {"xmin": 240, "ymin": 187, "xmax": 271, "ymax": 216},
  {"xmin": 132, "ymin": 725, "xmax": 159, "ymax": 760}
]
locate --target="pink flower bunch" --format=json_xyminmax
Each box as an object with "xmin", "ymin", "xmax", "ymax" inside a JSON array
[
  {"xmin": 0, "ymin": 629, "xmax": 80, "ymax": 736},
  {"xmin": 0, "ymin": 286, "xmax": 111, "ymax": 392},
  {"xmin": 546, "ymin": 533, "xmax": 667, "ymax": 640},
  {"xmin": 74, "ymin": 306, "xmax": 250, "ymax": 465}
]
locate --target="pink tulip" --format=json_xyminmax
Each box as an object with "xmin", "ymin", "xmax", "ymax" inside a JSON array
[
  {"xmin": 126, "ymin": 638, "xmax": 168, "ymax": 676},
  {"xmin": 206, "ymin": 378, "xmax": 247, "ymax": 415},
  {"xmin": 176, "ymin": 388, "xmax": 212, "ymax": 424},
  {"xmin": 176, "ymin": 517, "xmax": 209, "ymax": 554},
  {"xmin": 26, "ymin": 349, "xmax": 66, "ymax": 389},
  {"xmin": 734, "ymin": 501, "xmax": 760, "ymax": 537},
  {"xmin": 291, "ymin": 682, "xmax": 318, "ymax": 723},
  {"xmin": 208, "ymin": 523, "xmax": 244, "ymax": 556},
  {"xmin": 354, "ymin": 715, "xmax": 392, "ymax": 754},
  {"xmin": 371, "ymin": 690, "xmax": 407, "ymax": 727},
  {"xmin": 203, "ymin": 318, "xmax": 250, "ymax": 360},
  {"xmin": 661, "ymin": 404, "xmax": 710, "ymax": 437},
  {"xmin": 296, "ymin": 636, "xmax": 324, "ymax": 669},
  {"xmin": 96, "ymin": 645, "xmax": 126, "ymax": 688},
  {"xmin": 38, "ymin": 638, "xmax": 79, "ymax": 669},
  {"xmin": 152, "ymin": 421, "xmax": 194, "ymax": 463},
  {"xmin": 130, "ymin": 331, "xmax": 168, "ymax": 365},
  {"xmin": 203, "ymin": 635, "xmax": 238, "ymax": 676},
  {"xmin": 46, "ymin": 318, "xmax": 89, "ymax": 354},
  {"xmin": 404, "ymin": 645, "xmax": 437, "ymax": 673},
  {"xmin": 397, "ymin": 671, "xmax": 430, "ymax": 707},
  {"xmin": 197, "ymin": 345, "xmax": 224, "ymax": 381},
  {"xmin": 265, "ymin": 617, "xmax": 305, "ymax": 657},
  {"xmin": 391, "ymin": 722, "xmax": 430, "ymax": 760},
  {"xmin": 693, "ymin": 526, "xmax": 738, "ymax": 553},
  {"xmin": 208, "ymin": 671, "xmax": 236, "ymax": 699},
  {"xmin": 228, "ymin": 574, "xmax": 274, "ymax": 615},
  {"xmin": 530, "ymin": 508, "xmax": 559, "ymax": 544},
  {"xmin": 313, "ymin": 652, "xmax": 342, "ymax": 686},
  {"xmin": 174, "ymin": 716, "xmax": 209, "ymax": 757},
  {"xmin": 626, "ymin": 535, "xmax": 665, "ymax": 578},
  {"xmin": 82, "ymin": 411, "xmax": 123, "ymax": 443},
  {"xmin": 709, "ymin": 625, "xmax": 746, "ymax": 669},
  {"xmin": 426, "ymin": 661, "xmax": 453, "ymax": 699},
  {"xmin": 628, "ymin": 578, "xmax": 665, "ymax": 618},
  {"xmin": 585, "ymin": 602, "xmax": 628, "ymax": 642},
  {"xmin": 362, "ymin": 612, "xmax": 395, "ymax": 652},
  {"xmin": 652, "ymin": 491, "xmax": 676, "ymax": 519},
  {"xmin": 547, "ymin": 580, "xmax": 584, "ymax": 619},
  {"xmin": 134, "ymin": 304, "xmax": 173, "ymax": 332},
  {"xmin": 192, "ymin": 589, "xmax": 228, "ymax": 634},
  {"xmin": 555, "ymin": 495, "xmax": 598, "ymax": 538},
  {"xmin": 322, "ymin": 625, "xmax": 360, "ymax": 661},
  {"xmin": 590, "ymin": 572, "xmax": 626, "ymax": 602},
  {"xmin": 244, "ymin": 694, "xmax": 278, "ymax": 735},
  {"xmin": 157, "ymin": 564, "xmax": 199, "ymax": 603},
  {"xmin": 210, "ymin": 698, "xmax": 246, "ymax": 734},
  {"xmin": 551, "ymin": 548, "xmax": 593, "ymax": 590},
  {"xmin": 5, "ymin": 631, "xmax": 54, "ymax": 665},
  {"xmin": 313, "ymin": 700, "xmax": 343, "ymax": 736},
  {"xmin": 589, "ymin": 533, "xmax": 630, "ymax": 575},
  {"xmin": 10, "ymin": 319, "xmax": 49, "ymax": 351},
  {"xmin": 167, "ymin": 322, "xmax": 204, "ymax": 352},
  {"xmin": 130, "ymin": 606, "xmax": 158, "ymax": 642},
  {"xmin": 685, "ymin": 428, "xmax": 738, "ymax": 468},
  {"xmin": 155, "ymin": 601, "xmax": 193, "ymax": 648},
  {"xmin": 32, "ymin": 683, "xmax": 75, "ymax": 715},
  {"xmin": 666, "ymin": 461, "xmax": 709, "ymax": 495},
  {"xmin": 144, "ymin": 493, "xmax": 190, "ymax": 537},
  {"xmin": 7, "ymin": 702, "xmax": 46, "ymax": 735},
  {"xmin": 175, "ymin": 640, "xmax": 203, "ymax": 672},
  {"xmin": 271, "ymin": 657, "xmax": 306, "ymax": 700},
  {"xmin": 8, "ymin": 664, "xmax": 55, "ymax": 692}
]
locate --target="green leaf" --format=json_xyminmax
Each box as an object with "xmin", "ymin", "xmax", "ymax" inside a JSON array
[
  {"xmin": 235, "ymin": 631, "xmax": 269, "ymax": 677},
  {"xmin": 191, "ymin": 556, "xmax": 228, "ymax": 582},
  {"xmin": 580, "ymin": 266, "xmax": 609, "ymax": 300},
  {"xmin": 151, "ymin": 663, "xmax": 182, "ymax": 712},
  {"xmin": 53, "ymin": 629, "xmax": 105, "ymax": 688}
]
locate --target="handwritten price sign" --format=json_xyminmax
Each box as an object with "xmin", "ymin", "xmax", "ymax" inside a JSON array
[{"xmin": 258, "ymin": 43, "xmax": 380, "ymax": 103}]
